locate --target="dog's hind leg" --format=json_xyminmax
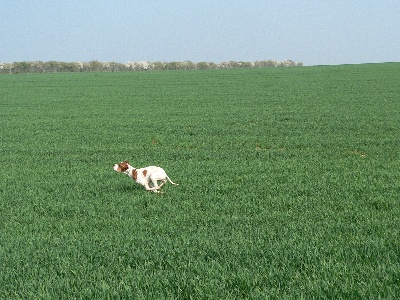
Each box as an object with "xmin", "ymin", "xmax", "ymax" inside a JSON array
[
  {"xmin": 144, "ymin": 183, "xmax": 159, "ymax": 192},
  {"xmin": 158, "ymin": 179, "xmax": 167, "ymax": 188}
]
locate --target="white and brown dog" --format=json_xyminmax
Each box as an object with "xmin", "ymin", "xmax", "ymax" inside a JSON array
[{"xmin": 113, "ymin": 161, "xmax": 178, "ymax": 193}]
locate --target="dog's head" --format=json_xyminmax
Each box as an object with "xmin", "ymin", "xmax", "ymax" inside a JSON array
[{"xmin": 113, "ymin": 161, "xmax": 130, "ymax": 173}]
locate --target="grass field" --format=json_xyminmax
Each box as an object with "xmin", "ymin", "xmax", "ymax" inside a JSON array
[{"xmin": 1, "ymin": 63, "xmax": 399, "ymax": 299}]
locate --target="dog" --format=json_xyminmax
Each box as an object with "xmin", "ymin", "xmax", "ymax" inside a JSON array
[{"xmin": 113, "ymin": 161, "xmax": 178, "ymax": 193}]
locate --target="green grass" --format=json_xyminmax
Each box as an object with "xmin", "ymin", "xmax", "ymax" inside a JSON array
[{"xmin": 1, "ymin": 64, "xmax": 400, "ymax": 299}]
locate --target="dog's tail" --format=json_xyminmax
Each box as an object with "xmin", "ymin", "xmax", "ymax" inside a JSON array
[{"xmin": 166, "ymin": 176, "xmax": 178, "ymax": 185}]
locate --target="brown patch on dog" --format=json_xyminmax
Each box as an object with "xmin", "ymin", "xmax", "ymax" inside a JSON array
[
  {"xmin": 118, "ymin": 162, "xmax": 129, "ymax": 172},
  {"xmin": 131, "ymin": 169, "xmax": 138, "ymax": 180},
  {"xmin": 142, "ymin": 169, "xmax": 148, "ymax": 177}
]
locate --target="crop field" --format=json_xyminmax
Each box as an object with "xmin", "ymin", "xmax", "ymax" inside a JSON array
[{"xmin": 1, "ymin": 63, "xmax": 399, "ymax": 299}]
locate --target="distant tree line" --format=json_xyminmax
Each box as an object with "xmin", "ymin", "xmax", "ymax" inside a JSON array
[{"xmin": 0, "ymin": 59, "xmax": 303, "ymax": 74}]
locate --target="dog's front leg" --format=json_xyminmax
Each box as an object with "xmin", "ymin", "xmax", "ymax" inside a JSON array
[
  {"xmin": 144, "ymin": 183, "xmax": 160, "ymax": 193},
  {"xmin": 150, "ymin": 178, "xmax": 161, "ymax": 190}
]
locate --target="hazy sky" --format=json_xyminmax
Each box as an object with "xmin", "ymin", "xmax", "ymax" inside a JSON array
[{"xmin": 1, "ymin": 0, "xmax": 399, "ymax": 66}]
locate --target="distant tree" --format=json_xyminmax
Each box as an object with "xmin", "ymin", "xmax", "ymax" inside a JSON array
[
  {"xmin": 208, "ymin": 62, "xmax": 218, "ymax": 69},
  {"xmin": 45, "ymin": 61, "xmax": 61, "ymax": 72},
  {"xmin": 136, "ymin": 61, "xmax": 150, "ymax": 70},
  {"xmin": 254, "ymin": 60, "xmax": 265, "ymax": 68},
  {"xmin": 29, "ymin": 61, "xmax": 45, "ymax": 73},
  {"xmin": 108, "ymin": 61, "xmax": 125, "ymax": 71},
  {"xmin": 152, "ymin": 61, "xmax": 166, "ymax": 71},
  {"xmin": 60, "ymin": 62, "xmax": 80, "ymax": 72},
  {"xmin": 254, "ymin": 60, "xmax": 278, "ymax": 68},
  {"xmin": 181, "ymin": 61, "xmax": 196, "ymax": 70},
  {"xmin": 89, "ymin": 60, "xmax": 103, "ymax": 72},
  {"xmin": 126, "ymin": 61, "xmax": 149, "ymax": 71},
  {"xmin": 219, "ymin": 61, "xmax": 230, "ymax": 69},
  {"xmin": 165, "ymin": 62, "xmax": 181, "ymax": 70},
  {"xmin": 13, "ymin": 61, "xmax": 30, "ymax": 73},
  {"xmin": 196, "ymin": 62, "xmax": 209, "ymax": 70},
  {"xmin": 238, "ymin": 61, "xmax": 254, "ymax": 68},
  {"xmin": 0, "ymin": 62, "xmax": 13, "ymax": 74}
]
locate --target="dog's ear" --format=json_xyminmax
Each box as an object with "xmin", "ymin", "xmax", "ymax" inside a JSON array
[{"xmin": 124, "ymin": 160, "xmax": 130, "ymax": 164}]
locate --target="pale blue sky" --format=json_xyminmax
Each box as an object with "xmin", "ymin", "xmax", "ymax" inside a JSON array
[{"xmin": 1, "ymin": 0, "xmax": 399, "ymax": 65}]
